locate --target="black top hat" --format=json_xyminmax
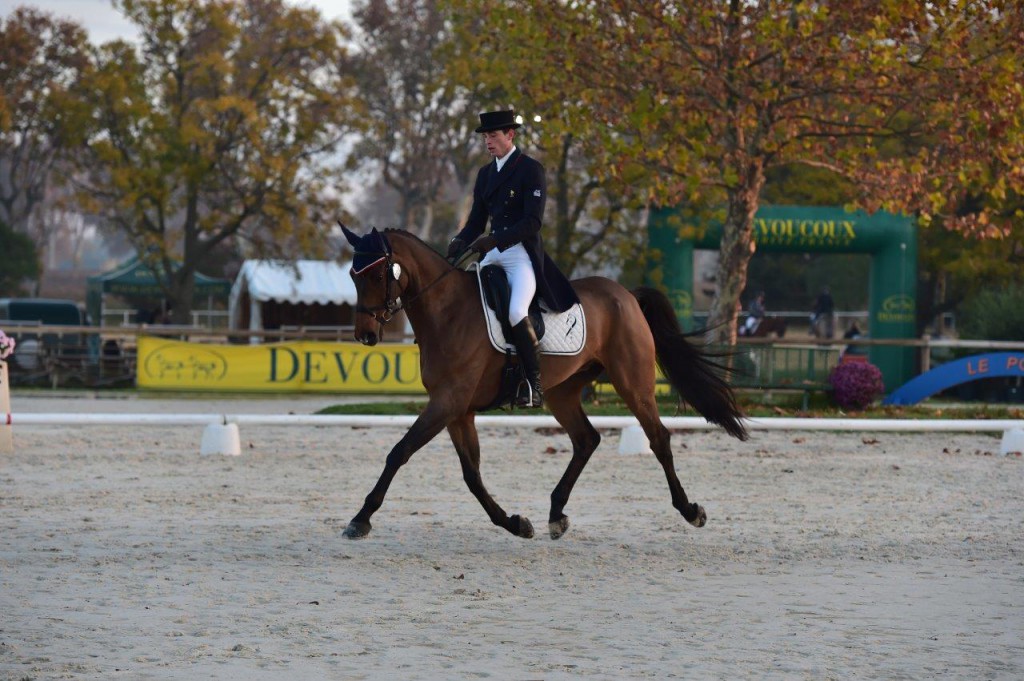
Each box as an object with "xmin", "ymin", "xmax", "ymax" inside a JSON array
[{"xmin": 475, "ymin": 110, "xmax": 521, "ymax": 133}]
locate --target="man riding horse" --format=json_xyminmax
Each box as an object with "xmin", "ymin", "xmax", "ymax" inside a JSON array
[
  {"xmin": 446, "ymin": 109, "xmax": 578, "ymax": 408},
  {"xmin": 740, "ymin": 290, "xmax": 766, "ymax": 336},
  {"xmin": 337, "ymin": 111, "xmax": 747, "ymax": 541}
]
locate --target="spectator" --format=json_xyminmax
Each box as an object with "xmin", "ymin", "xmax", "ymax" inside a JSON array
[
  {"xmin": 811, "ymin": 286, "xmax": 835, "ymax": 338},
  {"xmin": 843, "ymin": 321, "xmax": 864, "ymax": 356}
]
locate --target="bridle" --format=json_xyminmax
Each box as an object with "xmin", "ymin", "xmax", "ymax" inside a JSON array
[
  {"xmin": 351, "ymin": 236, "xmax": 471, "ymax": 325},
  {"xmin": 352, "ymin": 246, "xmax": 405, "ymax": 324}
]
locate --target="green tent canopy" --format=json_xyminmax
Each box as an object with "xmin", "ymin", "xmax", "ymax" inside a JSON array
[{"xmin": 86, "ymin": 256, "xmax": 230, "ymax": 326}]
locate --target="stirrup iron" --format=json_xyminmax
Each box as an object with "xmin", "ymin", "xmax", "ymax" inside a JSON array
[{"xmin": 514, "ymin": 378, "xmax": 543, "ymax": 409}]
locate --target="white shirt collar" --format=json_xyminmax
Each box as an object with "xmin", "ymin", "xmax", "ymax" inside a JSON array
[{"xmin": 495, "ymin": 146, "xmax": 517, "ymax": 172}]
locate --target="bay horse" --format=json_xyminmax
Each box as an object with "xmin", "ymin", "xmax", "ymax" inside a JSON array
[
  {"xmin": 339, "ymin": 225, "xmax": 748, "ymax": 540},
  {"xmin": 742, "ymin": 316, "xmax": 788, "ymax": 338}
]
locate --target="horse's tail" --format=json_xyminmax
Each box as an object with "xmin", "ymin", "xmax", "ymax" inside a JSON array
[{"xmin": 632, "ymin": 286, "xmax": 748, "ymax": 440}]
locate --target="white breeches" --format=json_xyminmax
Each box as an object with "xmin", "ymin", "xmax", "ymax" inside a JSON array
[{"xmin": 480, "ymin": 243, "xmax": 536, "ymax": 326}]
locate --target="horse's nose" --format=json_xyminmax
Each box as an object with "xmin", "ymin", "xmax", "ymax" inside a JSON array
[{"xmin": 359, "ymin": 331, "xmax": 378, "ymax": 346}]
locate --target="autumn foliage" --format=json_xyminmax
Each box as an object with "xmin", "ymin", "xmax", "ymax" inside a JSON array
[{"xmin": 450, "ymin": 0, "xmax": 1024, "ymax": 339}]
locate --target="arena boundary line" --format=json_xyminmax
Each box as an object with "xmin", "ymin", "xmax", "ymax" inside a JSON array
[{"xmin": 11, "ymin": 413, "xmax": 1024, "ymax": 432}]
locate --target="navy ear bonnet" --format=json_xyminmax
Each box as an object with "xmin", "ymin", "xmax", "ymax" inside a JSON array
[{"xmin": 352, "ymin": 228, "xmax": 391, "ymax": 274}]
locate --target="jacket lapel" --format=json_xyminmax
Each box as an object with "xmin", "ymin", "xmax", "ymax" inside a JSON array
[{"xmin": 483, "ymin": 148, "xmax": 521, "ymax": 200}]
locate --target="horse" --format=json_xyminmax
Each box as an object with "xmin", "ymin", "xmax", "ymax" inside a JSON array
[
  {"xmin": 742, "ymin": 316, "xmax": 787, "ymax": 338},
  {"xmin": 339, "ymin": 225, "xmax": 748, "ymax": 540},
  {"xmin": 808, "ymin": 313, "xmax": 835, "ymax": 339}
]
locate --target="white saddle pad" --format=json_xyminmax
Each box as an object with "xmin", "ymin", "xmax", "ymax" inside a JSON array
[{"xmin": 470, "ymin": 263, "xmax": 586, "ymax": 356}]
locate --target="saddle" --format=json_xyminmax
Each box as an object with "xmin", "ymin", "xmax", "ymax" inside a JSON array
[
  {"xmin": 480, "ymin": 265, "xmax": 545, "ymax": 342},
  {"xmin": 471, "ymin": 264, "xmax": 586, "ymax": 357},
  {"xmin": 470, "ymin": 264, "xmax": 587, "ymax": 411}
]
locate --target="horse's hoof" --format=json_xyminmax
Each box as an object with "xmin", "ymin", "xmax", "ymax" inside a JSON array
[
  {"xmin": 687, "ymin": 504, "xmax": 707, "ymax": 528},
  {"xmin": 511, "ymin": 514, "xmax": 534, "ymax": 539},
  {"xmin": 343, "ymin": 520, "xmax": 372, "ymax": 539},
  {"xmin": 549, "ymin": 516, "xmax": 570, "ymax": 540}
]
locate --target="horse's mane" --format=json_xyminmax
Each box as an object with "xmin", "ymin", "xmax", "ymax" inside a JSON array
[{"xmin": 382, "ymin": 228, "xmax": 453, "ymax": 268}]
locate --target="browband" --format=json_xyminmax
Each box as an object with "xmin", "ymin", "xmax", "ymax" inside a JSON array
[{"xmin": 353, "ymin": 254, "xmax": 387, "ymax": 275}]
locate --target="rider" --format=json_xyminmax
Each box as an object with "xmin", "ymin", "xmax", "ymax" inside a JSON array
[
  {"xmin": 446, "ymin": 109, "xmax": 578, "ymax": 408},
  {"xmin": 742, "ymin": 290, "xmax": 766, "ymax": 336}
]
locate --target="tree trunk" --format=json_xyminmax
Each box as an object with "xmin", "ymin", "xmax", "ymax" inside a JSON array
[
  {"xmin": 168, "ymin": 271, "xmax": 196, "ymax": 326},
  {"xmin": 419, "ymin": 202, "xmax": 434, "ymax": 244},
  {"xmin": 552, "ymin": 134, "xmax": 572, "ymax": 271},
  {"xmin": 170, "ymin": 188, "xmax": 201, "ymax": 326},
  {"xmin": 454, "ymin": 189, "xmax": 473, "ymax": 233},
  {"xmin": 707, "ymin": 168, "xmax": 765, "ymax": 343},
  {"xmin": 399, "ymin": 193, "xmax": 413, "ymax": 233}
]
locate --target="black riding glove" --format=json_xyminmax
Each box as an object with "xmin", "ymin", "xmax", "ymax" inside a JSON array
[
  {"xmin": 469, "ymin": 234, "xmax": 498, "ymax": 254},
  {"xmin": 446, "ymin": 237, "xmax": 465, "ymax": 261}
]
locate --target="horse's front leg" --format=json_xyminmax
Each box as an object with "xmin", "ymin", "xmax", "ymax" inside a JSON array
[
  {"xmin": 448, "ymin": 413, "xmax": 533, "ymax": 538},
  {"xmin": 343, "ymin": 401, "xmax": 454, "ymax": 539}
]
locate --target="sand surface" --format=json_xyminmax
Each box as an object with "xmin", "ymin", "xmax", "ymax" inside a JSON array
[{"xmin": 2, "ymin": 394, "xmax": 1022, "ymax": 679}]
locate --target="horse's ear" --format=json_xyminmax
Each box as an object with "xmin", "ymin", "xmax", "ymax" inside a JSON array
[
  {"xmin": 369, "ymin": 227, "xmax": 391, "ymax": 255},
  {"xmin": 338, "ymin": 220, "xmax": 361, "ymax": 248}
]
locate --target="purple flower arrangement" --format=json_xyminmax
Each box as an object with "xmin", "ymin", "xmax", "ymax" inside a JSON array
[
  {"xmin": 828, "ymin": 360, "xmax": 885, "ymax": 410},
  {"xmin": 0, "ymin": 330, "xmax": 15, "ymax": 361}
]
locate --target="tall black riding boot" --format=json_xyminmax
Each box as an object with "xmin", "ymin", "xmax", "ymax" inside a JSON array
[{"xmin": 510, "ymin": 318, "xmax": 544, "ymax": 408}]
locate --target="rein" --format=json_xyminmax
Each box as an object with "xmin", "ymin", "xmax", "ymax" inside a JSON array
[{"xmin": 399, "ymin": 250, "xmax": 473, "ymax": 311}]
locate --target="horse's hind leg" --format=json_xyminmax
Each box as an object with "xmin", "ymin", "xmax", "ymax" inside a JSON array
[
  {"xmin": 448, "ymin": 413, "xmax": 534, "ymax": 538},
  {"xmin": 604, "ymin": 363, "xmax": 707, "ymax": 528},
  {"xmin": 545, "ymin": 372, "xmax": 603, "ymax": 539}
]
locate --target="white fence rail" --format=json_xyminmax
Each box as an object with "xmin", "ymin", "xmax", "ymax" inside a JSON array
[{"xmin": 12, "ymin": 413, "xmax": 1023, "ymax": 432}]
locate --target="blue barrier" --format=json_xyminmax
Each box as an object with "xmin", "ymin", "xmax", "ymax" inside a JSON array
[{"xmin": 884, "ymin": 352, "xmax": 1024, "ymax": 405}]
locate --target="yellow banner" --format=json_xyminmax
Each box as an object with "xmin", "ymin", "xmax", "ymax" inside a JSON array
[{"xmin": 136, "ymin": 337, "xmax": 426, "ymax": 393}]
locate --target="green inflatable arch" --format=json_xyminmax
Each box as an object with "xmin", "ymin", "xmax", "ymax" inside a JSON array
[{"xmin": 647, "ymin": 205, "xmax": 917, "ymax": 391}]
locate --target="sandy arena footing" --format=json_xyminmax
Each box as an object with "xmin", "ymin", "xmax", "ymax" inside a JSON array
[{"xmin": 1, "ymin": 395, "xmax": 1022, "ymax": 679}]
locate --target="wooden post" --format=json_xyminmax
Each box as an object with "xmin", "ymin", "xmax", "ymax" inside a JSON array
[{"xmin": 0, "ymin": 360, "xmax": 12, "ymax": 453}]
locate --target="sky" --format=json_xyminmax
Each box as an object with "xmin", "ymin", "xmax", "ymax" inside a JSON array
[{"xmin": 0, "ymin": 0, "xmax": 353, "ymax": 43}]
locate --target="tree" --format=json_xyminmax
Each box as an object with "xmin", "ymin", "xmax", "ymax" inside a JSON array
[
  {"xmin": 446, "ymin": 0, "xmax": 647, "ymax": 277},
  {"xmin": 75, "ymin": 0, "xmax": 359, "ymax": 323},
  {"xmin": 958, "ymin": 283, "xmax": 1024, "ymax": 341},
  {"xmin": 348, "ymin": 0, "xmax": 483, "ymax": 244},
  {"xmin": 537, "ymin": 128, "xmax": 648, "ymax": 277},
  {"xmin": 0, "ymin": 7, "xmax": 91, "ymax": 248},
  {"xmin": 918, "ymin": 211, "xmax": 1024, "ymax": 335},
  {"xmin": 735, "ymin": 164, "xmax": 872, "ymax": 317},
  {"xmin": 458, "ymin": 1, "xmax": 1024, "ymax": 341},
  {"xmin": 0, "ymin": 218, "xmax": 40, "ymax": 295}
]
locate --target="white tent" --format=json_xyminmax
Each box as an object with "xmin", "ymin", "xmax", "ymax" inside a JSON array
[{"xmin": 229, "ymin": 260, "xmax": 357, "ymax": 341}]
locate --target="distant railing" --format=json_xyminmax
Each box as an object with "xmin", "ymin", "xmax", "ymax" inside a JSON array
[
  {"xmin": 694, "ymin": 309, "xmax": 872, "ymax": 328},
  {"xmin": 721, "ymin": 343, "xmax": 842, "ymax": 409},
  {"xmin": 1, "ymin": 323, "xmax": 1018, "ymax": 390},
  {"xmin": 0, "ymin": 323, "xmax": 414, "ymax": 348},
  {"xmin": 101, "ymin": 307, "xmax": 230, "ymax": 329}
]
